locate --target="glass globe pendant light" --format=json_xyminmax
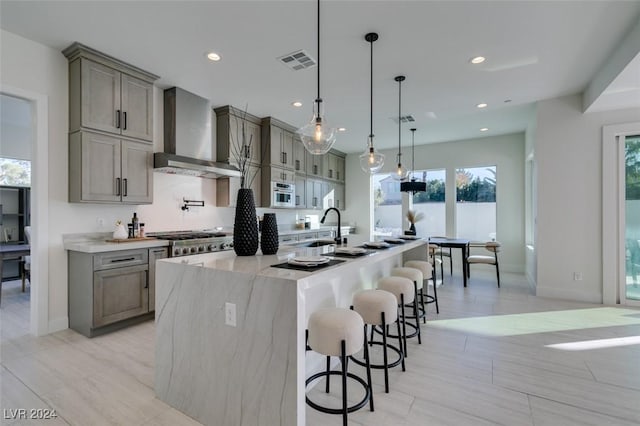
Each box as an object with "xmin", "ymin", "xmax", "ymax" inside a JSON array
[
  {"xmin": 392, "ymin": 75, "xmax": 409, "ymax": 181},
  {"xmin": 401, "ymin": 128, "xmax": 427, "ymax": 193},
  {"xmin": 359, "ymin": 32, "xmax": 385, "ymax": 174},
  {"xmin": 297, "ymin": 0, "xmax": 336, "ymax": 155}
]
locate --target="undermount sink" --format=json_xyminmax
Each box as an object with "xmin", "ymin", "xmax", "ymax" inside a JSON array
[{"xmin": 296, "ymin": 239, "xmax": 336, "ymax": 247}]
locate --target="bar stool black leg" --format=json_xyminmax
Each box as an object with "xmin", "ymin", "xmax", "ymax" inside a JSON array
[
  {"xmin": 380, "ymin": 313, "xmax": 389, "ymax": 393},
  {"xmin": 326, "ymin": 356, "xmax": 331, "ymax": 393},
  {"xmin": 432, "ymin": 278, "xmax": 439, "ymax": 313},
  {"xmin": 420, "ymin": 285, "xmax": 427, "ymax": 323},
  {"xmin": 341, "ymin": 340, "xmax": 348, "ymax": 426},
  {"xmin": 400, "ymin": 294, "xmax": 408, "ymax": 358},
  {"xmin": 396, "ymin": 316, "xmax": 405, "ymax": 371},
  {"xmin": 363, "ymin": 325, "xmax": 374, "ymax": 411},
  {"xmin": 414, "ymin": 293, "xmax": 422, "ymax": 344}
]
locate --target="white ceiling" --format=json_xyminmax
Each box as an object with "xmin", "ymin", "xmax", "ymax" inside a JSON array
[{"xmin": 1, "ymin": 0, "xmax": 639, "ymax": 154}]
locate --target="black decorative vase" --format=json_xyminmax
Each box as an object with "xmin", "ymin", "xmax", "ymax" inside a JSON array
[
  {"xmin": 233, "ymin": 188, "xmax": 259, "ymax": 256},
  {"xmin": 405, "ymin": 223, "xmax": 417, "ymax": 236},
  {"xmin": 260, "ymin": 213, "xmax": 279, "ymax": 255}
]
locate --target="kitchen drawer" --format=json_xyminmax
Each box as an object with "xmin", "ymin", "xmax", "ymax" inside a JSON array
[
  {"xmin": 279, "ymin": 234, "xmax": 299, "ymax": 244},
  {"xmin": 93, "ymin": 248, "xmax": 148, "ymax": 271},
  {"xmin": 317, "ymin": 230, "xmax": 333, "ymax": 239},
  {"xmin": 297, "ymin": 232, "xmax": 317, "ymax": 241}
]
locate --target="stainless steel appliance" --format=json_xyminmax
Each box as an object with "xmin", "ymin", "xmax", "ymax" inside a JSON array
[
  {"xmin": 151, "ymin": 231, "xmax": 234, "ymax": 257},
  {"xmin": 271, "ymin": 181, "xmax": 295, "ymax": 208}
]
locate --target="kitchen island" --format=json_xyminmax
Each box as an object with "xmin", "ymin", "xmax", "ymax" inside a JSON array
[{"xmin": 154, "ymin": 236, "xmax": 427, "ymax": 426}]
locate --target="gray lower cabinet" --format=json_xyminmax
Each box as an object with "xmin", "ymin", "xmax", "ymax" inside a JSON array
[{"xmin": 69, "ymin": 247, "xmax": 164, "ymax": 337}]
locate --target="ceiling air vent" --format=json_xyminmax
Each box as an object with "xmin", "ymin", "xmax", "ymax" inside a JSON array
[
  {"xmin": 277, "ymin": 50, "xmax": 317, "ymax": 71},
  {"xmin": 391, "ymin": 115, "xmax": 416, "ymax": 124}
]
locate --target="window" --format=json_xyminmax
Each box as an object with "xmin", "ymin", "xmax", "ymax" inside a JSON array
[
  {"xmin": 373, "ymin": 173, "xmax": 402, "ymax": 236},
  {"xmin": 412, "ymin": 169, "xmax": 446, "ymax": 237},
  {"xmin": 0, "ymin": 157, "xmax": 31, "ymax": 186},
  {"xmin": 625, "ymin": 135, "xmax": 640, "ymax": 300},
  {"xmin": 456, "ymin": 166, "xmax": 496, "ymax": 241}
]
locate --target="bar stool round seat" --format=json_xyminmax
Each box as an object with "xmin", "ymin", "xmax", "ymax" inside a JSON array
[
  {"xmin": 306, "ymin": 308, "xmax": 373, "ymax": 425},
  {"xmin": 390, "ymin": 267, "xmax": 423, "ymax": 345},
  {"xmin": 404, "ymin": 260, "xmax": 439, "ymax": 316},
  {"xmin": 377, "ymin": 276, "xmax": 416, "ymax": 358},
  {"xmin": 351, "ymin": 289, "xmax": 405, "ymax": 393}
]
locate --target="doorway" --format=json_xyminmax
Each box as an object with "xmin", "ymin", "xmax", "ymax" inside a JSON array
[
  {"xmin": 1, "ymin": 86, "xmax": 49, "ymax": 336},
  {"xmin": 603, "ymin": 123, "xmax": 640, "ymax": 306}
]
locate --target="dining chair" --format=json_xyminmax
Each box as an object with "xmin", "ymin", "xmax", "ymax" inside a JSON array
[
  {"xmin": 20, "ymin": 226, "xmax": 31, "ymax": 292},
  {"xmin": 466, "ymin": 241, "xmax": 501, "ymax": 287},
  {"xmin": 431, "ymin": 236, "xmax": 452, "ymax": 276}
]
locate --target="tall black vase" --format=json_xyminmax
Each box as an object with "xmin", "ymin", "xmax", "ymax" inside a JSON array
[
  {"xmin": 260, "ymin": 213, "xmax": 279, "ymax": 255},
  {"xmin": 233, "ymin": 188, "xmax": 259, "ymax": 256}
]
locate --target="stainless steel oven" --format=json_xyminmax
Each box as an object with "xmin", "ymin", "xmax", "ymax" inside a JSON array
[{"xmin": 271, "ymin": 181, "xmax": 295, "ymax": 208}]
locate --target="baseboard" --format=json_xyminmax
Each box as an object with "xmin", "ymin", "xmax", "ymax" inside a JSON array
[
  {"xmin": 536, "ymin": 286, "xmax": 602, "ymax": 304},
  {"xmin": 48, "ymin": 316, "xmax": 69, "ymax": 334}
]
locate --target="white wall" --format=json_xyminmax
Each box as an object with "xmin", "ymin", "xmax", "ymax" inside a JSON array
[
  {"xmin": 535, "ymin": 94, "xmax": 640, "ymax": 303},
  {"xmin": 344, "ymin": 133, "xmax": 526, "ymax": 272},
  {"xmin": 0, "ymin": 94, "xmax": 32, "ymax": 160}
]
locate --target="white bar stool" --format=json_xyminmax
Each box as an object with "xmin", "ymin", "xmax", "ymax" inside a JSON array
[
  {"xmin": 390, "ymin": 267, "xmax": 423, "ymax": 344},
  {"xmin": 377, "ymin": 276, "xmax": 415, "ymax": 358},
  {"xmin": 306, "ymin": 308, "xmax": 374, "ymax": 426},
  {"xmin": 404, "ymin": 260, "xmax": 439, "ymax": 315},
  {"xmin": 351, "ymin": 289, "xmax": 405, "ymax": 393}
]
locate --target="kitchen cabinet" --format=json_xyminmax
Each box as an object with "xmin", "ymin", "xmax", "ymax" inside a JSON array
[
  {"xmin": 323, "ymin": 152, "xmax": 346, "ymax": 182},
  {"xmin": 293, "ymin": 137, "xmax": 306, "ymax": 173},
  {"xmin": 306, "ymin": 151, "xmax": 324, "ymax": 177},
  {"xmin": 69, "ymin": 131, "xmax": 153, "ymax": 204},
  {"xmin": 215, "ymin": 106, "xmax": 263, "ymax": 166},
  {"xmin": 294, "ymin": 176, "xmax": 306, "ymax": 208},
  {"xmin": 69, "ymin": 247, "xmax": 159, "ymax": 337},
  {"xmin": 325, "ymin": 182, "xmax": 345, "ymax": 210},
  {"xmin": 148, "ymin": 247, "xmax": 168, "ymax": 312},
  {"xmin": 306, "ymin": 179, "xmax": 328, "ymax": 210},
  {"xmin": 64, "ymin": 43, "xmax": 158, "ymax": 142},
  {"xmin": 268, "ymin": 166, "xmax": 295, "ymax": 183},
  {"xmin": 262, "ymin": 118, "xmax": 295, "ymax": 170}
]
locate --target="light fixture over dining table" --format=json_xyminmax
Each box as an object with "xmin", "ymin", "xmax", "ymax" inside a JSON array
[{"xmin": 392, "ymin": 75, "xmax": 409, "ymax": 181}]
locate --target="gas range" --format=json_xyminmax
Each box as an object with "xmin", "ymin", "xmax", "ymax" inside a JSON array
[{"xmin": 150, "ymin": 231, "xmax": 234, "ymax": 257}]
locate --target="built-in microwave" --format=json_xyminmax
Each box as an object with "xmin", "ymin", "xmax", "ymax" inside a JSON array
[{"xmin": 271, "ymin": 182, "xmax": 295, "ymax": 208}]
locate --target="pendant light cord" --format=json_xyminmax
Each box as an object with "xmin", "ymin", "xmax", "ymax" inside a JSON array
[
  {"xmin": 398, "ymin": 77, "xmax": 402, "ymax": 165},
  {"xmin": 411, "ymin": 129, "xmax": 416, "ymax": 178},
  {"xmin": 369, "ymin": 36, "xmax": 373, "ymax": 139},
  {"xmin": 316, "ymin": 0, "xmax": 321, "ymax": 103}
]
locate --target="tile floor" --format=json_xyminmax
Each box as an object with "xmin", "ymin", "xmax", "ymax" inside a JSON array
[{"xmin": 2, "ymin": 271, "xmax": 640, "ymax": 425}]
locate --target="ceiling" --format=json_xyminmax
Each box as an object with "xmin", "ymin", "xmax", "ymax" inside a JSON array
[{"xmin": 2, "ymin": 1, "xmax": 639, "ymax": 154}]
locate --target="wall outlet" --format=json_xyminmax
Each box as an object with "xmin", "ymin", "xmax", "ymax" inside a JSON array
[
  {"xmin": 225, "ymin": 302, "xmax": 237, "ymax": 327},
  {"xmin": 573, "ymin": 272, "xmax": 583, "ymax": 281}
]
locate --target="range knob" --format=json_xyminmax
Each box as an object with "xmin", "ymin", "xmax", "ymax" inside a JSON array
[
  {"xmin": 207, "ymin": 244, "xmax": 216, "ymax": 251},
  {"xmin": 190, "ymin": 247, "xmax": 197, "ymax": 253},
  {"xmin": 182, "ymin": 247, "xmax": 189, "ymax": 255},
  {"xmin": 174, "ymin": 248, "xmax": 181, "ymax": 256},
  {"xmin": 198, "ymin": 246, "xmax": 205, "ymax": 252}
]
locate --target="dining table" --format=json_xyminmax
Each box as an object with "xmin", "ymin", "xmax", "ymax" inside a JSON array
[
  {"xmin": 0, "ymin": 243, "xmax": 31, "ymax": 306},
  {"xmin": 428, "ymin": 237, "xmax": 471, "ymax": 287}
]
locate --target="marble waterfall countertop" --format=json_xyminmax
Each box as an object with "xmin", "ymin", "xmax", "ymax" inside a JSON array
[{"xmin": 154, "ymin": 235, "xmax": 427, "ymax": 426}]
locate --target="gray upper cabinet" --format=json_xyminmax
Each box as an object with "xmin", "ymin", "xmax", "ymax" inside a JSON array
[
  {"xmin": 215, "ymin": 106, "xmax": 263, "ymax": 166},
  {"xmin": 306, "ymin": 151, "xmax": 324, "ymax": 177},
  {"xmin": 262, "ymin": 117, "xmax": 295, "ymax": 170},
  {"xmin": 64, "ymin": 43, "xmax": 158, "ymax": 204},
  {"xmin": 324, "ymin": 152, "xmax": 346, "ymax": 182},
  {"xmin": 65, "ymin": 43, "xmax": 158, "ymax": 142},
  {"xmin": 69, "ymin": 131, "xmax": 153, "ymax": 204},
  {"xmin": 293, "ymin": 137, "xmax": 306, "ymax": 173}
]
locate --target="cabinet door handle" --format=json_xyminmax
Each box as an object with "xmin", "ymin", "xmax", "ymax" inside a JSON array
[
  {"xmin": 337, "ymin": 171, "xmax": 340, "ymax": 180},
  {"xmin": 110, "ymin": 257, "xmax": 136, "ymax": 263},
  {"xmin": 283, "ymin": 152, "xmax": 287, "ymax": 164},
  {"xmin": 116, "ymin": 178, "xmax": 121, "ymax": 196},
  {"xmin": 313, "ymin": 164, "xmax": 318, "ymax": 175},
  {"xmin": 116, "ymin": 110, "xmax": 121, "ymax": 129},
  {"xmin": 123, "ymin": 178, "xmax": 128, "ymax": 196},
  {"xmin": 295, "ymin": 159, "xmax": 300, "ymax": 170},
  {"xmin": 337, "ymin": 200, "xmax": 340, "ymax": 209},
  {"xmin": 295, "ymin": 195, "xmax": 300, "ymax": 205},
  {"xmin": 152, "ymin": 249, "xmax": 165, "ymax": 254},
  {"xmin": 313, "ymin": 197, "xmax": 317, "ymax": 207},
  {"xmin": 329, "ymin": 169, "xmax": 333, "ymax": 179},
  {"xmin": 123, "ymin": 111, "xmax": 127, "ymax": 130}
]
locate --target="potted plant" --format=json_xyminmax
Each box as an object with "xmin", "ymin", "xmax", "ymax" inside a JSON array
[
  {"xmin": 231, "ymin": 108, "xmax": 260, "ymax": 256},
  {"xmin": 405, "ymin": 209, "xmax": 423, "ymax": 236}
]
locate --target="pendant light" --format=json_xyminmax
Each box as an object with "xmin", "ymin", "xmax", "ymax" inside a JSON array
[
  {"xmin": 297, "ymin": 0, "xmax": 336, "ymax": 155},
  {"xmin": 359, "ymin": 32, "xmax": 385, "ymax": 174},
  {"xmin": 401, "ymin": 128, "xmax": 427, "ymax": 193},
  {"xmin": 392, "ymin": 75, "xmax": 409, "ymax": 181}
]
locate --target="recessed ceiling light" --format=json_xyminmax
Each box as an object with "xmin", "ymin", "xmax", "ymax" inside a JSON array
[
  {"xmin": 206, "ymin": 52, "xmax": 221, "ymax": 61},
  {"xmin": 480, "ymin": 127, "xmax": 489, "ymax": 132},
  {"xmin": 292, "ymin": 101, "xmax": 303, "ymax": 107},
  {"xmin": 338, "ymin": 127, "xmax": 346, "ymax": 132},
  {"xmin": 504, "ymin": 99, "xmax": 512, "ymax": 103},
  {"xmin": 477, "ymin": 103, "xmax": 488, "ymax": 109},
  {"xmin": 470, "ymin": 56, "xmax": 486, "ymax": 64}
]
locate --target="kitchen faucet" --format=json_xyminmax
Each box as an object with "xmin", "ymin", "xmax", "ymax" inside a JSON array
[{"xmin": 320, "ymin": 207, "xmax": 341, "ymax": 244}]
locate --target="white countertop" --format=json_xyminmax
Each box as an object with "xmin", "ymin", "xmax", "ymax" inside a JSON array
[{"xmin": 63, "ymin": 232, "xmax": 168, "ymax": 253}]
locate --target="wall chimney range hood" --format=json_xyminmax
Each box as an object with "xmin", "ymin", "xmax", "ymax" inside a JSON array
[{"xmin": 154, "ymin": 87, "xmax": 241, "ymax": 179}]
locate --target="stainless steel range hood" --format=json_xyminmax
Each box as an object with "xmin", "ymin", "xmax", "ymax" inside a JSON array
[{"xmin": 154, "ymin": 87, "xmax": 241, "ymax": 179}]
